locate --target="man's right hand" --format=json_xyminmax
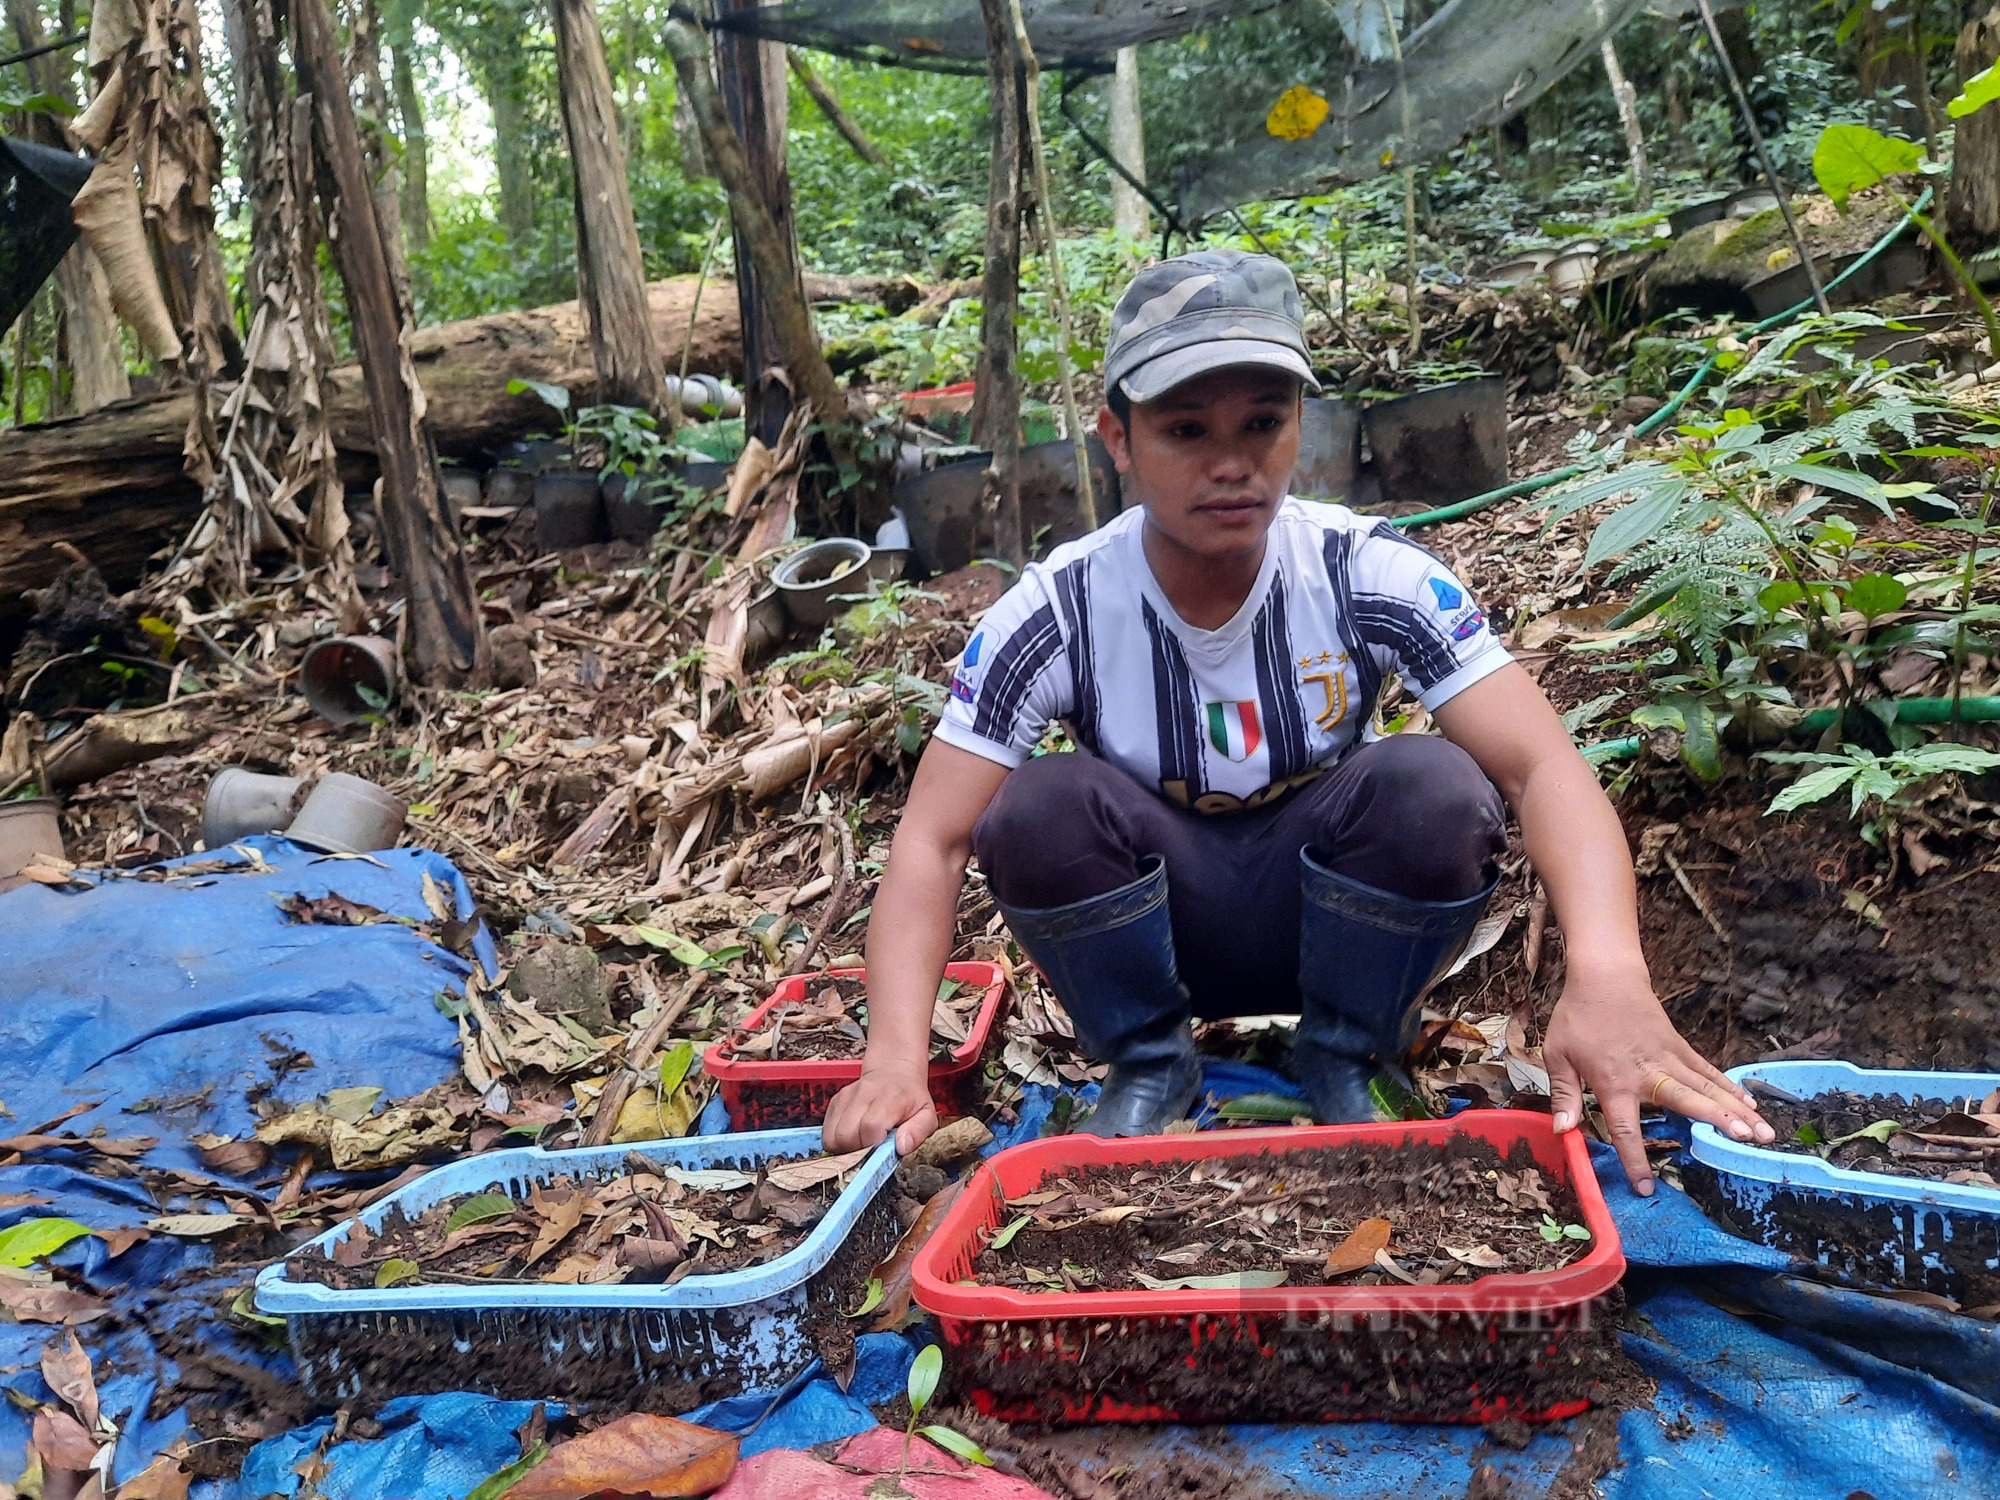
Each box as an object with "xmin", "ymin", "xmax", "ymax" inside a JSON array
[{"xmin": 822, "ymin": 1065, "xmax": 939, "ymax": 1155}]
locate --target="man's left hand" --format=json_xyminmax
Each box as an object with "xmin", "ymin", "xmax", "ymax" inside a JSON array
[{"xmin": 1542, "ymin": 959, "xmax": 1775, "ymax": 1195}]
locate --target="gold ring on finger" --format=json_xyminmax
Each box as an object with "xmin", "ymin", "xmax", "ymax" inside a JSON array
[{"xmin": 1649, "ymin": 1073, "xmax": 1677, "ymax": 1108}]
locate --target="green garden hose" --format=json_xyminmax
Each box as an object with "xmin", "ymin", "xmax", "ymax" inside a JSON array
[{"xmin": 1584, "ymin": 696, "xmax": 2000, "ymax": 765}]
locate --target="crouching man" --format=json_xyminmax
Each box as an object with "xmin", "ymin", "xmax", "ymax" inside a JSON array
[{"xmin": 824, "ymin": 250, "xmax": 1771, "ymax": 1192}]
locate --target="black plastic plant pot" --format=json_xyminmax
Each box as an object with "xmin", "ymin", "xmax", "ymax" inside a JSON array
[
  {"xmin": 535, "ymin": 470, "xmax": 608, "ymax": 549},
  {"xmin": 1362, "ymin": 378, "xmax": 1508, "ymax": 509}
]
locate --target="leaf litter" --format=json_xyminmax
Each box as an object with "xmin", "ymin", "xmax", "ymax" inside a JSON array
[
  {"xmin": 971, "ymin": 1137, "xmax": 1593, "ymax": 1293},
  {"xmin": 721, "ymin": 975, "xmax": 979, "ymax": 1063},
  {"xmin": 295, "ymin": 1147, "xmax": 873, "ymax": 1290},
  {"xmin": 1756, "ymin": 1087, "xmax": 2000, "ymax": 1185}
]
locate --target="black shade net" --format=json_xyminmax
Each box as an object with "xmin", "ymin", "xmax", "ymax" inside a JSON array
[
  {"xmin": 0, "ymin": 136, "xmax": 90, "ymax": 334},
  {"xmin": 707, "ymin": 0, "xmax": 1282, "ymax": 73},
  {"xmin": 716, "ymin": 0, "xmax": 1645, "ymax": 221}
]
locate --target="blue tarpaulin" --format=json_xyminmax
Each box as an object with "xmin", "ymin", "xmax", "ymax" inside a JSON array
[
  {"xmin": 0, "ymin": 837, "xmax": 494, "ymax": 1490},
  {"xmin": 4, "ymin": 842, "xmax": 1998, "ymax": 1498}
]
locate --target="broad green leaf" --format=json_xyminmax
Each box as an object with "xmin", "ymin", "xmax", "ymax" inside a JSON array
[
  {"xmin": 1215, "ymin": 1092, "xmax": 1312, "ymax": 1122},
  {"xmin": 1854, "ymin": 763, "xmax": 1901, "ymax": 813},
  {"xmin": 1844, "ymin": 572, "xmax": 1908, "ymax": 620},
  {"xmin": 1830, "ymin": 1119, "xmax": 1901, "ymax": 1146},
  {"xmin": 1794, "ymin": 1122, "xmax": 1823, "ymax": 1146},
  {"xmin": 230, "ymin": 1285, "xmax": 286, "ymax": 1328},
  {"xmin": 505, "ymin": 377, "xmax": 571, "ymax": 415},
  {"xmin": 1129, "ymin": 1268, "xmax": 1291, "ymax": 1291},
  {"xmin": 1775, "ymin": 462, "xmax": 1891, "ymax": 516},
  {"xmin": 921, "ymin": 1425, "xmax": 994, "ymax": 1467},
  {"xmin": 657, "ymin": 1040, "xmax": 695, "ymax": 1098},
  {"xmin": 845, "ymin": 1278, "xmax": 885, "ymax": 1320},
  {"xmin": 1767, "ymin": 764, "xmax": 1859, "ymax": 813},
  {"xmin": 1630, "ymin": 703, "xmax": 1686, "ymax": 733},
  {"xmin": 1533, "ymin": 461, "xmax": 1676, "ymax": 527},
  {"xmin": 627, "ymin": 925, "xmax": 712, "ymax": 967},
  {"xmin": 1585, "ymin": 484, "xmax": 1685, "ymax": 568},
  {"xmin": 1812, "ymin": 124, "xmax": 1923, "ymax": 209},
  {"xmin": 907, "ymin": 1343, "xmax": 943, "ymax": 1417},
  {"xmin": 1947, "ymin": 60, "xmax": 2000, "ymax": 119},
  {"xmin": 0, "ymin": 1218, "xmax": 91, "ymax": 1267},
  {"xmin": 466, "ymin": 1443, "xmax": 549, "ymax": 1500},
  {"xmin": 1904, "ymin": 745, "xmax": 2000, "ymax": 774},
  {"xmin": 444, "ymin": 1192, "xmax": 515, "ymax": 1234},
  {"xmin": 1759, "ymin": 580, "xmax": 1807, "ymax": 615},
  {"xmin": 374, "ymin": 1258, "xmax": 420, "ymax": 1288},
  {"xmin": 1562, "ymin": 1223, "xmax": 1592, "ymax": 1241},
  {"xmin": 1673, "ymin": 695, "xmax": 1723, "ymax": 782},
  {"xmin": 988, "ymin": 1214, "xmax": 1032, "ymax": 1251}
]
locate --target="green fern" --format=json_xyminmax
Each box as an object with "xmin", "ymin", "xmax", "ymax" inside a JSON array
[{"xmin": 1608, "ymin": 508, "xmax": 1771, "ymax": 669}]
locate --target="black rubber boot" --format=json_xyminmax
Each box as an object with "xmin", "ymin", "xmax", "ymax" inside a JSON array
[
  {"xmin": 1292, "ymin": 849, "xmax": 1497, "ymax": 1123},
  {"xmin": 998, "ymin": 857, "xmax": 1204, "ymax": 1137}
]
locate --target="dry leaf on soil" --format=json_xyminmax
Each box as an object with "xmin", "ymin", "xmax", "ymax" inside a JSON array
[
  {"xmin": 866, "ymin": 1180, "xmax": 964, "ymax": 1334},
  {"xmin": 499, "ymin": 1412, "xmax": 738, "ymax": 1499},
  {"xmin": 763, "ymin": 1147, "xmax": 871, "ymax": 1192},
  {"xmin": 1323, "ymin": 1218, "xmax": 1393, "ymax": 1277}
]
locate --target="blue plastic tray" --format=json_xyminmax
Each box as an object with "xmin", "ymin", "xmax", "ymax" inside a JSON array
[
  {"xmin": 1686, "ymin": 1061, "xmax": 2000, "ymax": 1302},
  {"xmin": 255, "ymin": 1127, "xmax": 899, "ymax": 1408}
]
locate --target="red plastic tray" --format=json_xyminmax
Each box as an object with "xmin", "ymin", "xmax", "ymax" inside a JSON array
[
  {"xmin": 704, "ymin": 963, "xmax": 1009, "ymax": 1131},
  {"xmin": 911, "ymin": 1113, "xmax": 1627, "ymax": 1425}
]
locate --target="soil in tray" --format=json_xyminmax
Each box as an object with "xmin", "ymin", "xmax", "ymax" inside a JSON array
[
  {"xmin": 971, "ymin": 1136, "xmax": 1595, "ymax": 1293},
  {"xmin": 291, "ymin": 1146, "xmax": 874, "ymax": 1290},
  {"xmin": 1749, "ymin": 1085, "xmax": 2000, "ymax": 1186},
  {"xmin": 723, "ymin": 974, "xmax": 981, "ymax": 1064}
]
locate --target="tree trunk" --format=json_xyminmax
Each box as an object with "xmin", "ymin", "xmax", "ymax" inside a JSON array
[
  {"xmin": 552, "ymin": 0, "xmax": 667, "ymax": 415},
  {"xmin": 712, "ymin": 0, "xmax": 801, "ymax": 447},
  {"xmin": 1599, "ymin": 31, "xmax": 1651, "ymax": 211},
  {"xmin": 392, "ymin": 41, "xmax": 431, "ymax": 257},
  {"xmin": 787, "ymin": 50, "xmax": 885, "ymax": 166},
  {"xmin": 489, "ymin": 62, "xmax": 537, "ymax": 246},
  {"xmin": 52, "ymin": 247, "xmax": 128, "ymax": 412},
  {"xmin": 1948, "ymin": 7, "xmax": 2000, "ymax": 258},
  {"xmin": 293, "ymin": 0, "xmax": 485, "ymax": 685},
  {"xmin": 1858, "ymin": 0, "xmax": 1936, "ymax": 149},
  {"xmin": 971, "ymin": 0, "xmax": 1024, "ymax": 566},
  {"xmin": 347, "ymin": 0, "xmax": 413, "ymax": 307},
  {"xmin": 1107, "ymin": 45, "xmax": 1148, "ymax": 241}
]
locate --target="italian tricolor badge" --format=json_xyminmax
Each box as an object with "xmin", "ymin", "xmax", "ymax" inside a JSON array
[{"xmin": 1205, "ymin": 699, "xmax": 1262, "ymax": 761}]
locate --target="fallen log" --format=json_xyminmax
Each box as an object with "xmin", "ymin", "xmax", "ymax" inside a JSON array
[
  {"xmin": 323, "ymin": 271, "xmax": 912, "ymax": 459},
  {"xmin": 0, "ymin": 271, "xmax": 923, "ymax": 617}
]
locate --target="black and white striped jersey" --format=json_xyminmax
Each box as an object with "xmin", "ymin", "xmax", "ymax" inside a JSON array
[{"xmin": 933, "ymin": 498, "xmax": 1511, "ymax": 815}]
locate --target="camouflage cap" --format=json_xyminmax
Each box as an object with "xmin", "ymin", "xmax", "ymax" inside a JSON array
[{"xmin": 1103, "ymin": 249, "xmax": 1319, "ymax": 404}]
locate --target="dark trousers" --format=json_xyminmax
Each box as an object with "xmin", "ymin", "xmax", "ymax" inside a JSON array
[{"xmin": 973, "ymin": 737, "xmax": 1507, "ymax": 1018}]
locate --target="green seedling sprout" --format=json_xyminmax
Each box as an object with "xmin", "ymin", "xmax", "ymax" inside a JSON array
[
  {"xmin": 1539, "ymin": 1214, "xmax": 1592, "ymax": 1243},
  {"xmin": 900, "ymin": 1344, "xmax": 991, "ymax": 1475}
]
